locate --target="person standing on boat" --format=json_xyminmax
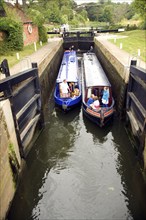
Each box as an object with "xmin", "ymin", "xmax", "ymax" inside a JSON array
[
  {"xmin": 102, "ymin": 87, "xmax": 109, "ymax": 107},
  {"xmin": 60, "ymin": 79, "xmax": 70, "ymax": 98}
]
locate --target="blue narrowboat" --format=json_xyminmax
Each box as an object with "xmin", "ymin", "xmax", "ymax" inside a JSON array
[
  {"xmin": 82, "ymin": 52, "xmax": 115, "ymax": 127},
  {"xmin": 54, "ymin": 50, "xmax": 82, "ymax": 111}
]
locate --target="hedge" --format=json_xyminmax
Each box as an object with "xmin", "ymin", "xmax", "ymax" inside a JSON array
[{"xmin": 0, "ymin": 17, "xmax": 23, "ymax": 55}]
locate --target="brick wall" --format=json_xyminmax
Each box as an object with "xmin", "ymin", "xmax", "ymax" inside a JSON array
[{"xmin": 23, "ymin": 23, "xmax": 39, "ymax": 46}]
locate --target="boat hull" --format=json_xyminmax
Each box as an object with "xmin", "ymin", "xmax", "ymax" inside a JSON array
[
  {"xmin": 55, "ymin": 95, "xmax": 82, "ymax": 111},
  {"xmin": 82, "ymin": 102, "xmax": 114, "ymax": 127}
]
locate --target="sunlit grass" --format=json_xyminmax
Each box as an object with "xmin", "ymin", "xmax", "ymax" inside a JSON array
[
  {"xmin": 109, "ymin": 30, "xmax": 146, "ymax": 62},
  {"xmin": 1, "ymin": 30, "xmax": 145, "ymax": 68},
  {"xmin": 0, "ymin": 42, "xmax": 47, "ymax": 68}
]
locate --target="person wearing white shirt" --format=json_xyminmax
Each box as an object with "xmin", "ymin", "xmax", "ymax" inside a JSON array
[{"xmin": 60, "ymin": 79, "xmax": 70, "ymax": 97}]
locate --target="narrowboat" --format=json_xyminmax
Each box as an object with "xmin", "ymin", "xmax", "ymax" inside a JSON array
[
  {"xmin": 82, "ymin": 52, "xmax": 115, "ymax": 127},
  {"xmin": 54, "ymin": 50, "xmax": 82, "ymax": 111}
]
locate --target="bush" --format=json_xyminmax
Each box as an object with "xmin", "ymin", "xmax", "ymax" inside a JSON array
[
  {"xmin": 38, "ymin": 25, "xmax": 48, "ymax": 42},
  {"xmin": 0, "ymin": 42, "xmax": 9, "ymax": 55},
  {"xmin": 139, "ymin": 20, "xmax": 146, "ymax": 30},
  {"xmin": 108, "ymin": 24, "xmax": 125, "ymax": 30},
  {"xmin": 0, "ymin": 17, "xmax": 23, "ymax": 54},
  {"xmin": 126, "ymin": 24, "xmax": 138, "ymax": 31}
]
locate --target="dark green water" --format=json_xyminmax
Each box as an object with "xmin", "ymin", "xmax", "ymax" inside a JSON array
[{"xmin": 7, "ymin": 102, "xmax": 146, "ymax": 220}]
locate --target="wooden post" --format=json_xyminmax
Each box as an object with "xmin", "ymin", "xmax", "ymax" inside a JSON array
[
  {"xmin": 16, "ymin": 52, "xmax": 20, "ymax": 60},
  {"xmin": 0, "ymin": 59, "xmax": 10, "ymax": 77},
  {"xmin": 34, "ymin": 42, "xmax": 37, "ymax": 51},
  {"xmin": 138, "ymin": 49, "xmax": 140, "ymax": 56},
  {"xmin": 131, "ymin": 60, "xmax": 137, "ymax": 66}
]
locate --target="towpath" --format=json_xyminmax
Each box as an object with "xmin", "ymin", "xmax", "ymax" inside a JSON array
[
  {"xmin": 95, "ymin": 33, "xmax": 146, "ymax": 70},
  {"xmin": 1, "ymin": 35, "xmax": 145, "ymax": 78},
  {"xmin": 9, "ymin": 38, "xmax": 62, "ymax": 76}
]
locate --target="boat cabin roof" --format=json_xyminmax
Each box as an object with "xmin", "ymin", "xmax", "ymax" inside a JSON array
[
  {"xmin": 83, "ymin": 53, "xmax": 111, "ymax": 88},
  {"xmin": 56, "ymin": 50, "xmax": 78, "ymax": 83}
]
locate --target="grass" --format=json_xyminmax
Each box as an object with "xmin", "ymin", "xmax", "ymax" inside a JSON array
[
  {"xmin": 1, "ymin": 30, "xmax": 145, "ymax": 68},
  {"xmin": 108, "ymin": 30, "xmax": 146, "ymax": 62},
  {"xmin": 0, "ymin": 41, "xmax": 47, "ymax": 68}
]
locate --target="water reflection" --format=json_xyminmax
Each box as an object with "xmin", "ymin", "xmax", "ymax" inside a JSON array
[
  {"xmin": 83, "ymin": 113, "xmax": 113, "ymax": 144},
  {"xmin": 7, "ymin": 106, "xmax": 146, "ymax": 220},
  {"xmin": 83, "ymin": 113, "xmax": 146, "ymax": 220},
  {"xmin": 8, "ymin": 107, "xmax": 82, "ymax": 220},
  {"xmin": 111, "ymin": 120, "xmax": 146, "ymax": 220}
]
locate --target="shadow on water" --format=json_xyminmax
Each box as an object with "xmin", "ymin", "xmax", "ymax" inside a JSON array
[
  {"xmin": 83, "ymin": 113, "xmax": 146, "ymax": 220},
  {"xmin": 7, "ymin": 106, "xmax": 82, "ymax": 220},
  {"xmin": 7, "ymin": 104, "xmax": 146, "ymax": 220},
  {"xmin": 82, "ymin": 113, "xmax": 113, "ymax": 144}
]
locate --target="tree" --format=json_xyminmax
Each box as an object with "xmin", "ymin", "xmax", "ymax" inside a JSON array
[
  {"xmin": 112, "ymin": 3, "xmax": 134, "ymax": 23},
  {"xmin": 0, "ymin": 0, "xmax": 6, "ymax": 17},
  {"xmin": 86, "ymin": 4, "xmax": 99, "ymax": 21},
  {"xmin": 61, "ymin": 6, "xmax": 74, "ymax": 21},
  {"xmin": 133, "ymin": 0, "xmax": 146, "ymax": 17},
  {"xmin": 98, "ymin": 0, "xmax": 111, "ymax": 4},
  {"xmin": 133, "ymin": 0, "xmax": 146, "ymax": 29},
  {"xmin": 99, "ymin": 5, "xmax": 113, "ymax": 23}
]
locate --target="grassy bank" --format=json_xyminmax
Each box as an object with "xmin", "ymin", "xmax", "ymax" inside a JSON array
[
  {"xmin": 109, "ymin": 30, "xmax": 146, "ymax": 62},
  {"xmin": 1, "ymin": 30, "xmax": 145, "ymax": 68},
  {"xmin": 0, "ymin": 42, "xmax": 47, "ymax": 68}
]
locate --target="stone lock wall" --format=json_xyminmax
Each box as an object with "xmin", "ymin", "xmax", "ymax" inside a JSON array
[
  {"xmin": 39, "ymin": 45, "xmax": 63, "ymax": 107},
  {"xmin": 0, "ymin": 102, "xmax": 21, "ymax": 220}
]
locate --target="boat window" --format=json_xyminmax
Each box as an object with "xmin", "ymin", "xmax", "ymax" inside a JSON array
[{"xmin": 87, "ymin": 88, "xmax": 92, "ymax": 98}]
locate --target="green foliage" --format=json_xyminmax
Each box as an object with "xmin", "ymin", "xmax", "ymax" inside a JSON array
[
  {"xmin": 24, "ymin": 0, "xmax": 141, "ymax": 29},
  {"xmin": 109, "ymin": 30, "xmax": 146, "ymax": 62},
  {"xmin": 101, "ymin": 5, "xmax": 113, "ymax": 24},
  {"xmin": 38, "ymin": 25, "xmax": 47, "ymax": 42},
  {"xmin": 85, "ymin": 4, "xmax": 99, "ymax": 21},
  {"xmin": 27, "ymin": 8, "xmax": 45, "ymax": 26},
  {"xmin": 3, "ymin": 2, "xmax": 21, "ymax": 22},
  {"xmin": 80, "ymin": 9, "xmax": 88, "ymax": 21},
  {"xmin": 8, "ymin": 142, "xmax": 20, "ymax": 186},
  {"xmin": 133, "ymin": 0, "xmax": 146, "ymax": 17},
  {"xmin": 61, "ymin": 6, "xmax": 73, "ymax": 21},
  {"xmin": 0, "ymin": 42, "xmax": 9, "ymax": 55},
  {"xmin": 113, "ymin": 3, "xmax": 135, "ymax": 23},
  {"xmin": 27, "ymin": 0, "xmax": 75, "ymax": 24},
  {"xmin": 139, "ymin": 20, "xmax": 146, "ymax": 30},
  {"xmin": 126, "ymin": 24, "xmax": 138, "ymax": 31},
  {"xmin": 0, "ymin": 18, "xmax": 23, "ymax": 55},
  {"xmin": 0, "ymin": 42, "xmax": 47, "ymax": 67},
  {"xmin": 71, "ymin": 14, "xmax": 86, "ymax": 26}
]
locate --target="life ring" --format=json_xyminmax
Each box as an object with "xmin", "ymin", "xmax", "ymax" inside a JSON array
[{"xmin": 28, "ymin": 24, "xmax": 32, "ymax": 34}]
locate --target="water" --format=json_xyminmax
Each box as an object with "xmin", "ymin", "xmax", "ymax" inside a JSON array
[{"xmin": 7, "ymin": 101, "xmax": 146, "ymax": 220}]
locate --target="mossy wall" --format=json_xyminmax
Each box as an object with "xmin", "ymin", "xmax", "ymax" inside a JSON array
[
  {"xmin": 39, "ymin": 43, "xmax": 63, "ymax": 107},
  {"xmin": 0, "ymin": 109, "xmax": 19, "ymax": 220}
]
